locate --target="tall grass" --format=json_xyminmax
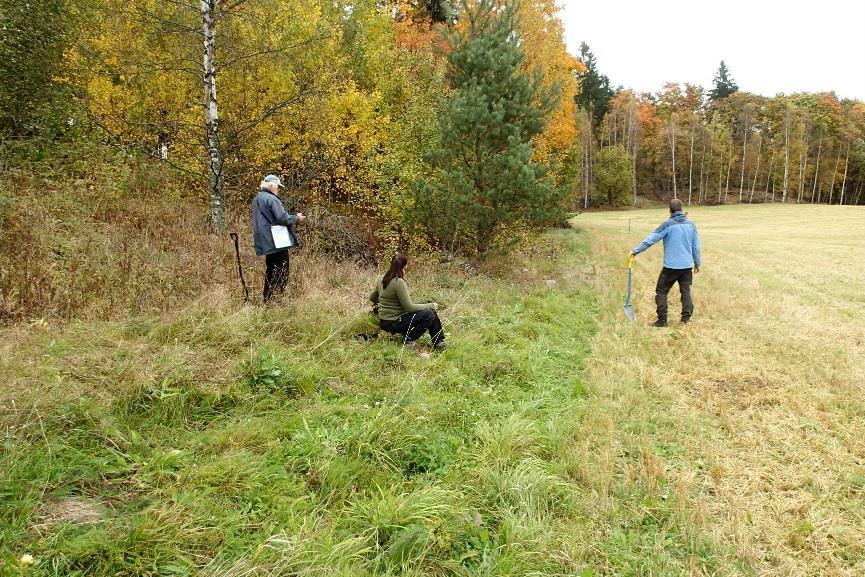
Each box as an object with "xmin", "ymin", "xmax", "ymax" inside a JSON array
[
  {"xmin": 3, "ymin": 226, "xmax": 659, "ymax": 576},
  {"xmin": 0, "ymin": 143, "xmax": 374, "ymax": 322}
]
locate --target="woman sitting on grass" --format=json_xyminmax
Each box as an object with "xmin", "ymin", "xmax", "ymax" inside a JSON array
[{"xmin": 369, "ymin": 254, "xmax": 446, "ymax": 350}]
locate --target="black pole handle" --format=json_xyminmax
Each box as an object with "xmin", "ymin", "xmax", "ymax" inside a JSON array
[{"xmin": 229, "ymin": 232, "xmax": 250, "ymax": 303}]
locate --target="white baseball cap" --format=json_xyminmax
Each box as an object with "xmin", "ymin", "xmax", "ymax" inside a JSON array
[{"xmin": 263, "ymin": 174, "xmax": 285, "ymax": 188}]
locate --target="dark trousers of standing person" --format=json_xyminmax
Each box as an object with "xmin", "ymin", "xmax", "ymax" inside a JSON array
[
  {"xmin": 655, "ymin": 267, "xmax": 693, "ymax": 322},
  {"xmin": 263, "ymin": 250, "xmax": 289, "ymax": 303},
  {"xmin": 379, "ymin": 309, "xmax": 445, "ymax": 345}
]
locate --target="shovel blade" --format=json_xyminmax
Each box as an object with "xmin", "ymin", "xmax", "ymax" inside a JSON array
[{"xmin": 623, "ymin": 304, "xmax": 636, "ymax": 322}]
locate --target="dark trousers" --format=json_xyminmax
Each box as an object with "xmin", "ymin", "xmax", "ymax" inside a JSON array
[
  {"xmin": 379, "ymin": 309, "xmax": 445, "ymax": 345},
  {"xmin": 655, "ymin": 267, "xmax": 693, "ymax": 322},
  {"xmin": 263, "ymin": 250, "xmax": 289, "ymax": 303}
]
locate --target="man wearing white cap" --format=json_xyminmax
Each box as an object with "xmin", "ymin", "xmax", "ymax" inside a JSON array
[{"xmin": 252, "ymin": 174, "xmax": 306, "ymax": 303}]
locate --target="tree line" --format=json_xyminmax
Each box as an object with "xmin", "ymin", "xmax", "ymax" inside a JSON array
[
  {"xmin": 578, "ymin": 55, "xmax": 865, "ymax": 208},
  {"xmin": 1, "ymin": 0, "xmax": 862, "ymax": 261},
  {"xmin": 1, "ymin": 0, "xmax": 584, "ymax": 257}
]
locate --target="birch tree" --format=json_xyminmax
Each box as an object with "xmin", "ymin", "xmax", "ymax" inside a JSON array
[
  {"xmin": 738, "ymin": 104, "xmax": 751, "ymax": 202},
  {"xmin": 669, "ymin": 113, "xmax": 678, "ymax": 198},
  {"xmin": 808, "ymin": 128, "xmax": 822, "ymax": 203},
  {"xmin": 782, "ymin": 104, "xmax": 790, "ymax": 203},
  {"xmin": 839, "ymin": 139, "xmax": 850, "ymax": 204},
  {"xmin": 200, "ymin": 0, "xmax": 225, "ymax": 232},
  {"xmin": 686, "ymin": 116, "xmax": 696, "ymax": 205},
  {"xmin": 828, "ymin": 141, "xmax": 843, "ymax": 204},
  {"xmin": 748, "ymin": 134, "xmax": 762, "ymax": 204}
]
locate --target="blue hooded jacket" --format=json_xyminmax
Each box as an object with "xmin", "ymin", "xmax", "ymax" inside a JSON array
[{"xmin": 632, "ymin": 211, "xmax": 701, "ymax": 269}]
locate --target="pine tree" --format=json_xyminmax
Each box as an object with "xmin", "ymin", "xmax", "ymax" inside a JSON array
[
  {"xmin": 0, "ymin": 0, "xmax": 85, "ymax": 136},
  {"xmin": 574, "ymin": 42, "xmax": 614, "ymax": 129},
  {"xmin": 414, "ymin": 0, "xmax": 562, "ymax": 257},
  {"xmin": 424, "ymin": 0, "xmax": 452, "ymax": 23},
  {"xmin": 709, "ymin": 60, "xmax": 739, "ymax": 101}
]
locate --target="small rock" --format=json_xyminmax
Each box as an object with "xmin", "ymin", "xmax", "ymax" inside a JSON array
[
  {"xmin": 418, "ymin": 352, "xmax": 431, "ymax": 360},
  {"xmin": 544, "ymin": 279, "xmax": 556, "ymax": 287}
]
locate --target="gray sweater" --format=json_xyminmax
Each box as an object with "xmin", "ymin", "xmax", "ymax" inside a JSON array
[{"xmin": 251, "ymin": 189, "xmax": 300, "ymax": 256}]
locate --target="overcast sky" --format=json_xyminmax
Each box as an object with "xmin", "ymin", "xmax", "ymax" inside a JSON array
[{"xmin": 559, "ymin": 0, "xmax": 865, "ymax": 101}]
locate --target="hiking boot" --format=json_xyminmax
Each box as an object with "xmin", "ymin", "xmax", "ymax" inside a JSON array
[
  {"xmin": 402, "ymin": 339, "xmax": 418, "ymax": 349},
  {"xmin": 433, "ymin": 340, "xmax": 447, "ymax": 351},
  {"xmin": 649, "ymin": 319, "xmax": 668, "ymax": 328},
  {"xmin": 680, "ymin": 318, "xmax": 690, "ymax": 325}
]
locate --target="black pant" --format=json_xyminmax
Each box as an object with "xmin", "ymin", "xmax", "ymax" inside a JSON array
[
  {"xmin": 379, "ymin": 309, "xmax": 445, "ymax": 345},
  {"xmin": 263, "ymin": 250, "xmax": 289, "ymax": 303},
  {"xmin": 655, "ymin": 267, "xmax": 693, "ymax": 322}
]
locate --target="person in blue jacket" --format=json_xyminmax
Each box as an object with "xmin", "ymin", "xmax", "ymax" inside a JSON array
[
  {"xmin": 630, "ymin": 198, "xmax": 701, "ymax": 327},
  {"xmin": 252, "ymin": 175, "xmax": 306, "ymax": 303}
]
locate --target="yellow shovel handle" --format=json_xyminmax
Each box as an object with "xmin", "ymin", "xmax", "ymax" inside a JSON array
[{"xmin": 627, "ymin": 254, "xmax": 634, "ymax": 268}]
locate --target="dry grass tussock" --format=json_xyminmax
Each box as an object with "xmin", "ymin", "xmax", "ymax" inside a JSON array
[{"xmin": 576, "ymin": 204, "xmax": 865, "ymax": 576}]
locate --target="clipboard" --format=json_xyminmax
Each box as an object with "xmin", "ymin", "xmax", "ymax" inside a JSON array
[{"xmin": 271, "ymin": 225, "xmax": 295, "ymax": 249}]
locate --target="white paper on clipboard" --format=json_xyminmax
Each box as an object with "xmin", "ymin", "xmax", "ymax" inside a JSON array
[{"xmin": 271, "ymin": 225, "xmax": 295, "ymax": 249}]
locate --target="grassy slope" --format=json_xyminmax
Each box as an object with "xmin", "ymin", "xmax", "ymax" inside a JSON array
[
  {"xmin": 577, "ymin": 204, "xmax": 865, "ymax": 577},
  {"xmin": 5, "ymin": 205, "xmax": 861, "ymax": 577},
  {"xmin": 2, "ymin": 229, "xmax": 626, "ymax": 577}
]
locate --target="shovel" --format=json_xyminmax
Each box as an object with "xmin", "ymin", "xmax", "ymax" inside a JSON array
[{"xmin": 624, "ymin": 254, "xmax": 636, "ymax": 322}]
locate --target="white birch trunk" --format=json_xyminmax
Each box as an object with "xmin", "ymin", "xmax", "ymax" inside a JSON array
[
  {"xmin": 724, "ymin": 151, "xmax": 732, "ymax": 204},
  {"xmin": 201, "ymin": 0, "xmax": 225, "ymax": 234},
  {"xmin": 739, "ymin": 122, "xmax": 747, "ymax": 203},
  {"xmin": 764, "ymin": 148, "xmax": 775, "ymax": 203},
  {"xmin": 749, "ymin": 135, "xmax": 762, "ymax": 204},
  {"xmin": 583, "ymin": 129, "xmax": 589, "ymax": 209},
  {"xmin": 796, "ymin": 126, "xmax": 808, "ymax": 203},
  {"xmin": 669, "ymin": 115, "xmax": 677, "ymax": 198},
  {"xmin": 688, "ymin": 117, "xmax": 695, "ymax": 205},
  {"xmin": 810, "ymin": 129, "xmax": 822, "ymax": 203},
  {"xmin": 782, "ymin": 107, "xmax": 790, "ymax": 203},
  {"xmin": 839, "ymin": 140, "xmax": 850, "ymax": 205},
  {"xmin": 716, "ymin": 150, "xmax": 723, "ymax": 204},
  {"xmin": 698, "ymin": 128, "xmax": 707, "ymax": 203},
  {"xmin": 630, "ymin": 109, "xmax": 638, "ymax": 207},
  {"xmin": 828, "ymin": 142, "xmax": 842, "ymax": 204}
]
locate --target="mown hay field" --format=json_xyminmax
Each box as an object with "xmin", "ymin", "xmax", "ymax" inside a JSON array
[{"xmin": 576, "ymin": 204, "xmax": 865, "ymax": 576}]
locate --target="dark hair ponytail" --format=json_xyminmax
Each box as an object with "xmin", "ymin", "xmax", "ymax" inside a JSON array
[{"xmin": 382, "ymin": 253, "xmax": 408, "ymax": 289}]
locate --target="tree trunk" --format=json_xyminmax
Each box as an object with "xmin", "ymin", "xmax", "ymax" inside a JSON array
[
  {"xmin": 854, "ymin": 180, "xmax": 863, "ymax": 205},
  {"xmin": 724, "ymin": 152, "xmax": 733, "ymax": 204},
  {"xmin": 631, "ymin": 114, "xmax": 638, "ymax": 207},
  {"xmin": 587, "ymin": 117, "xmax": 594, "ymax": 209},
  {"xmin": 688, "ymin": 117, "xmax": 695, "ymax": 205},
  {"xmin": 476, "ymin": 226, "xmax": 491, "ymax": 259},
  {"xmin": 698, "ymin": 129, "xmax": 707, "ymax": 203},
  {"xmin": 201, "ymin": 0, "xmax": 226, "ymax": 234},
  {"xmin": 782, "ymin": 107, "xmax": 790, "ymax": 203},
  {"xmin": 828, "ymin": 142, "xmax": 842, "ymax": 204},
  {"xmin": 669, "ymin": 116, "xmax": 677, "ymax": 198},
  {"xmin": 716, "ymin": 149, "xmax": 723, "ymax": 204},
  {"xmin": 797, "ymin": 126, "xmax": 808, "ymax": 203},
  {"xmin": 810, "ymin": 129, "xmax": 822, "ymax": 203},
  {"xmin": 583, "ymin": 112, "xmax": 590, "ymax": 209},
  {"xmin": 749, "ymin": 135, "xmax": 762, "ymax": 204},
  {"xmin": 739, "ymin": 113, "xmax": 748, "ymax": 203},
  {"xmin": 839, "ymin": 140, "xmax": 850, "ymax": 205},
  {"xmin": 764, "ymin": 148, "xmax": 775, "ymax": 203}
]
